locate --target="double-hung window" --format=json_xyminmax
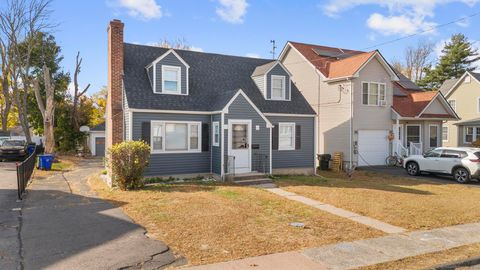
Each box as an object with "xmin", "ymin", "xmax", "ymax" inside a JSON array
[
  {"xmin": 278, "ymin": 123, "xmax": 295, "ymax": 150},
  {"xmin": 448, "ymin": 100, "xmax": 456, "ymax": 112},
  {"xmin": 362, "ymin": 82, "xmax": 386, "ymax": 106},
  {"xmin": 442, "ymin": 126, "xmax": 448, "ymax": 141},
  {"xmin": 271, "ymin": 75, "xmax": 285, "ymax": 100},
  {"xmin": 464, "ymin": 126, "xmax": 480, "ymax": 143},
  {"xmin": 162, "ymin": 65, "xmax": 181, "ymax": 94},
  {"xmin": 212, "ymin": 121, "xmax": 220, "ymax": 146},
  {"xmin": 151, "ymin": 121, "xmax": 201, "ymax": 153}
]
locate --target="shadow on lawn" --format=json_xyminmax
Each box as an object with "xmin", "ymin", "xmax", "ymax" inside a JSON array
[{"xmin": 274, "ymin": 172, "xmax": 435, "ymax": 195}]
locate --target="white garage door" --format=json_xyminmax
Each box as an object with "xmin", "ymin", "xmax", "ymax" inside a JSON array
[{"xmin": 358, "ymin": 130, "xmax": 389, "ymax": 166}]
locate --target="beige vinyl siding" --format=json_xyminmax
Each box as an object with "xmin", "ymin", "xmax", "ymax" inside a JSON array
[
  {"xmin": 443, "ymin": 74, "xmax": 480, "ymax": 147},
  {"xmin": 252, "ymin": 75, "xmax": 265, "ymax": 97},
  {"xmin": 422, "ymin": 98, "xmax": 447, "ymax": 115},
  {"xmin": 281, "ymin": 46, "xmax": 351, "ymax": 162}
]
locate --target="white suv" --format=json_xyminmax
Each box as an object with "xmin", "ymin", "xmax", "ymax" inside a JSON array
[{"xmin": 403, "ymin": 147, "xmax": 480, "ymax": 183}]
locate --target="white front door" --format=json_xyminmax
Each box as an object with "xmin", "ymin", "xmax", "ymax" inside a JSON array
[{"xmin": 228, "ymin": 120, "xmax": 251, "ymax": 173}]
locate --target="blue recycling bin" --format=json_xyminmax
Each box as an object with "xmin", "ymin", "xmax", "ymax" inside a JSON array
[
  {"xmin": 27, "ymin": 144, "xmax": 36, "ymax": 155},
  {"xmin": 38, "ymin": 154, "xmax": 54, "ymax": 170}
]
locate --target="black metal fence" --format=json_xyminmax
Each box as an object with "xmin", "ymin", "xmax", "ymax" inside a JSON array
[{"xmin": 17, "ymin": 147, "xmax": 37, "ymax": 200}]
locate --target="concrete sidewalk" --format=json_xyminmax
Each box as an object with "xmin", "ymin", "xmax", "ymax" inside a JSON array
[
  {"xmin": 20, "ymin": 159, "xmax": 180, "ymax": 270},
  {"xmin": 184, "ymin": 222, "xmax": 480, "ymax": 270}
]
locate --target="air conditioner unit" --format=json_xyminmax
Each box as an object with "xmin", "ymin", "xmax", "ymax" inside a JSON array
[{"xmin": 379, "ymin": 100, "xmax": 387, "ymax": 107}]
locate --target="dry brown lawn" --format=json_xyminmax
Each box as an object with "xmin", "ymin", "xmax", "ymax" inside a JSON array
[
  {"xmin": 275, "ymin": 171, "xmax": 480, "ymax": 230},
  {"xmin": 360, "ymin": 243, "xmax": 480, "ymax": 270},
  {"xmin": 34, "ymin": 155, "xmax": 78, "ymax": 179},
  {"xmin": 89, "ymin": 176, "xmax": 383, "ymax": 266}
]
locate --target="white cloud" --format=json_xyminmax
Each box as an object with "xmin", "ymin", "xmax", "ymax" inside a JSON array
[
  {"xmin": 321, "ymin": 0, "xmax": 478, "ymax": 36},
  {"xmin": 246, "ymin": 53, "xmax": 261, "ymax": 58},
  {"xmin": 366, "ymin": 13, "xmax": 437, "ymax": 36},
  {"xmin": 116, "ymin": 0, "xmax": 162, "ymax": 20},
  {"xmin": 190, "ymin": 46, "xmax": 204, "ymax": 52},
  {"xmin": 216, "ymin": 0, "xmax": 248, "ymax": 24}
]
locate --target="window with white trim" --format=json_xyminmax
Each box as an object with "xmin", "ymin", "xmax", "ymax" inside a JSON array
[
  {"xmin": 448, "ymin": 100, "xmax": 456, "ymax": 112},
  {"xmin": 362, "ymin": 82, "xmax": 386, "ymax": 106},
  {"xmin": 464, "ymin": 126, "xmax": 480, "ymax": 143},
  {"xmin": 151, "ymin": 121, "xmax": 201, "ymax": 153},
  {"xmin": 212, "ymin": 121, "xmax": 220, "ymax": 146},
  {"xmin": 162, "ymin": 65, "xmax": 181, "ymax": 94},
  {"xmin": 442, "ymin": 126, "xmax": 448, "ymax": 141},
  {"xmin": 429, "ymin": 125, "xmax": 439, "ymax": 148},
  {"xmin": 279, "ymin": 123, "xmax": 295, "ymax": 150},
  {"xmin": 477, "ymin": 98, "xmax": 480, "ymax": 113},
  {"xmin": 271, "ymin": 75, "xmax": 286, "ymax": 100}
]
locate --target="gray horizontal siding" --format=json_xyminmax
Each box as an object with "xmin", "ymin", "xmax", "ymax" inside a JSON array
[
  {"xmin": 224, "ymin": 94, "xmax": 270, "ymax": 173},
  {"xmin": 154, "ymin": 52, "xmax": 188, "ymax": 94},
  {"xmin": 268, "ymin": 116, "xmax": 314, "ymax": 169},
  {"xmin": 211, "ymin": 114, "xmax": 222, "ymax": 175},
  {"xmin": 266, "ymin": 64, "xmax": 291, "ymax": 100},
  {"xmin": 132, "ymin": 112, "xmax": 210, "ymax": 176}
]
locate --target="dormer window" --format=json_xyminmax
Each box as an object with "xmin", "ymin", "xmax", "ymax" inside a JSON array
[
  {"xmin": 162, "ymin": 65, "xmax": 181, "ymax": 94},
  {"xmin": 271, "ymin": 75, "xmax": 286, "ymax": 100}
]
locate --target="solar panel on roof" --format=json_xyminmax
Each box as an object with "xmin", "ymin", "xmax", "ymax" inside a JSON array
[{"xmin": 312, "ymin": 48, "xmax": 342, "ymax": 58}]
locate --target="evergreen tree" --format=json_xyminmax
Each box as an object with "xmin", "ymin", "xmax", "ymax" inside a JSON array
[{"xmin": 419, "ymin": 34, "xmax": 480, "ymax": 90}]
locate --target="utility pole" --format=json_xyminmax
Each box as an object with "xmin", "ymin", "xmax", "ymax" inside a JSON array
[{"xmin": 270, "ymin": 40, "xmax": 277, "ymax": 59}]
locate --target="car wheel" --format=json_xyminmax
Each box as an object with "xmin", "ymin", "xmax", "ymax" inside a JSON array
[
  {"xmin": 406, "ymin": 161, "xmax": 420, "ymax": 176},
  {"xmin": 453, "ymin": 167, "xmax": 470, "ymax": 184}
]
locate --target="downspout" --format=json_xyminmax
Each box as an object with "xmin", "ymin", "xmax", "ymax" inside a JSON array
[{"xmin": 349, "ymin": 79, "xmax": 354, "ymax": 170}]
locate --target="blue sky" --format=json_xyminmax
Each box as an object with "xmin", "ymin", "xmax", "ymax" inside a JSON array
[{"xmin": 49, "ymin": 0, "xmax": 480, "ymax": 95}]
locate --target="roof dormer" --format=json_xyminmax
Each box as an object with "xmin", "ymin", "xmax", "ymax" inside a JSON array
[
  {"xmin": 146, "ymin": 49, "xmax": 190, "ymax": 95},
  {"xmin": 251, "ymin": 61, "xmax": 292, "ymax": 101}
]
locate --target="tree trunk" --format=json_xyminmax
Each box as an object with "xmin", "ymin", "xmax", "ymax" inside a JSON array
[{"xmin": 33, "ymin": 65, "xmax": 55, "ymax": 153}]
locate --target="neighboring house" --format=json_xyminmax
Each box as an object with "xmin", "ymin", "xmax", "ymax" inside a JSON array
[
  {"xmin": 105, "ymin": 20, "xmax": 316, "ymax": 178},
  {"xmin": 439, "ymin": 71, "xmax": 480, "ymax": 147},
  {"xmin": 279, "ymin": 41, "xmax": 458, "ymax": 167},
  {"xmin": 88, "ymin": 122, "xmax": 105, "ymax": 157}
]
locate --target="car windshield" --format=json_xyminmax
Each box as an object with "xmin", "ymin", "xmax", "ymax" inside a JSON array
[
  {"xmin": 424, "ymin": 149, "xmax": 442, "ymax": 158},
  {"xmin": 2, "ymin": 140, "xmax": 24, "ymax": 147},
  {"xmin": 475, "ymin": 152, "xmax": 480, "ymax": 159}
]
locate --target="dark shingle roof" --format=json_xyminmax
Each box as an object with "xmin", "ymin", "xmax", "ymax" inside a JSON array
[
  {"xmin": 91, "ymin": 122, "xmax": 105, "ymax": 131},
  {"xmin": 123, "ymin": 43, "xmax": 315, "ymax": 115},
  {"xmin": 251, "ymin": 61, "xmax": 276, "ymax": 77},
  {"xmin": 438, "ymin": 78, "xmax": 458, "ymax": 96}
]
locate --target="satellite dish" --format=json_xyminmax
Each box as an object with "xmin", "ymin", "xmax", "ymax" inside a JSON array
[{"xmin": 79, "ymin": 126, "xmax": 90, "ymax": 132}]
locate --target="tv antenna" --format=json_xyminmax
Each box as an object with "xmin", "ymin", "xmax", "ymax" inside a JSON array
[{"xmin": 270, "ymin": 40, "xmax": 277, "ymax": 59}]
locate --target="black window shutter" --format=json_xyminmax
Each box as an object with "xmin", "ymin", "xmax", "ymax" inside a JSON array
[
  {"xmin": 141, "ymin": 122, "xmax": 151, "ymax": 145},
  {"xmin": 202, "ymin": 123, "xmax": 209, "ymax": 152},
  {"xmin": 272, "ymin": 124, "xmax": 279, "ymax": 150},
  {"xmin": 295, "ymin": 125, "xmax": 301, "ymax": 150}
]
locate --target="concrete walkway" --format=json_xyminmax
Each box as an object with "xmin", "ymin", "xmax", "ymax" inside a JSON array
[
  {"xmin": 184, "ymin": 222, "xmax": 480, "ymax": 270},
  {"xmin": 19, "ymin": 159, "xmax": 180, "ymax": 270},
  {"xmin": 266, "ymin": 187, "xmax": 406, "ymax": 234}
]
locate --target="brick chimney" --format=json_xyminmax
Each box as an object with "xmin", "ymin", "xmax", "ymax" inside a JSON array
[{"xmin": 106, "ymin": 19, "xmax": 124, "ymax": 151}]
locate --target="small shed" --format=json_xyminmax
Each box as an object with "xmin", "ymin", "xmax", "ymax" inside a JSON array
[{"xmin": 88, "ymin": 122, "xmax": 106, "ymax": 156}]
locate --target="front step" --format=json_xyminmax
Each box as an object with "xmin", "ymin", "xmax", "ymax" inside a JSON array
[
  {"xmin": 234, "ymin": 178, "xmax": 274, "ymax": 186},
  {"xmin": 233, "ymin": 172, "xmax": 266, "ymax": 181}
]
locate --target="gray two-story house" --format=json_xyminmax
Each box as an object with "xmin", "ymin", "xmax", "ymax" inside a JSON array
[{"xmin": 105, "ymin": 20, "xmax": 316, "ymax": 179}]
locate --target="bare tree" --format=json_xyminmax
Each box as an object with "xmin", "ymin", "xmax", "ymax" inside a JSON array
[
  {"xmin": 0, "ymin": 41, "xmax": 11, "ymax": 132},
  {"xmin": 404, "ymin": 41, "xmax": 434, "ymax": 82},
  {"xmin": 390, "ymin": 58, "xmax": 406, "ymax": 76},
  {"xmin": 33, "ymin": 65, "xmax": 54, "ymax": 153},
  {"xmin": 0, "ymin": 0, "xmax": 54, "ymax": 142},
  {"xmin": 153, "ymin": 37, "xmax": 191, "ymax": 50},
  {"xmin": 71, "ymin": 51, "xmax": 90, "ymax": 131}
]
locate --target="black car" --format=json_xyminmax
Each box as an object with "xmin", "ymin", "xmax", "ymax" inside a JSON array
[{"xmin": 0, "ymin": 140, "xmax": 27, "ymax": 161}]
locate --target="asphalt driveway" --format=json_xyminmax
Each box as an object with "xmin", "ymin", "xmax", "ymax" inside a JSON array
[{"xmin": 359, "ymin": 165, "xmax": 480, "ymax": 187}]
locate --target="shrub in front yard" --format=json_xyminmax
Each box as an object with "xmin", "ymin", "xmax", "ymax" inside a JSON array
[{"xmin": 107, "ymin": 141, "xmax": 150, "ymax": 190}]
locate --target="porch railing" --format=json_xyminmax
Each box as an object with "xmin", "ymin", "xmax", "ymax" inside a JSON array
[
  {"xmin": 394, "ymin": 140, "xmax": 409, "ymax": 157},
  {"xmin": 409, "ymin": 142, "xmax": 423, "ymax": 156},
  {"xmin": 253, "ymin": 153, "xmax": 269, "ymax": 174}
]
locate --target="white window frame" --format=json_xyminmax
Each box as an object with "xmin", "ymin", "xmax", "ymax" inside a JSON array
[
  {"xmin": 448, "ymin": 99, "xmax": 456, "ymax": 112},
  {"xmin": 477, "ymin": 98, "xmax": 480, "ymax": 113},
  {"xmin": 464, "ymin": 126, "xmax": 480, "ymax": 144},
  {"xmin": 270, "ymin": 75, "xmax": 286, "ymax": 100},
  {"xmin": 150, "ymin": 120, "xmax": 202, "ymax": 154},
  {"xmin": 212, "ymin": 121, "xmax": 220, "ymax": 147},
  {"xmin": 428, "ymin": 124, "xmax": 439, "ymax": 148},
  {"xmin": 361, "ymin": 82, "xmax": 386, "ymax": 106},
  {"xmin": 442, "ymin": 126, "xmax": 449, "ymax": 142},
  {"xmin": 161, "ymin": 65, "xmax": 182, "ymax": 94},
  {"xmin": 405, "ymin": 124, "xmax": 422, "ymax": 145},
  {"xmin": 278, "ymin": 122, "xmax": 295, "ymax": 151}
]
